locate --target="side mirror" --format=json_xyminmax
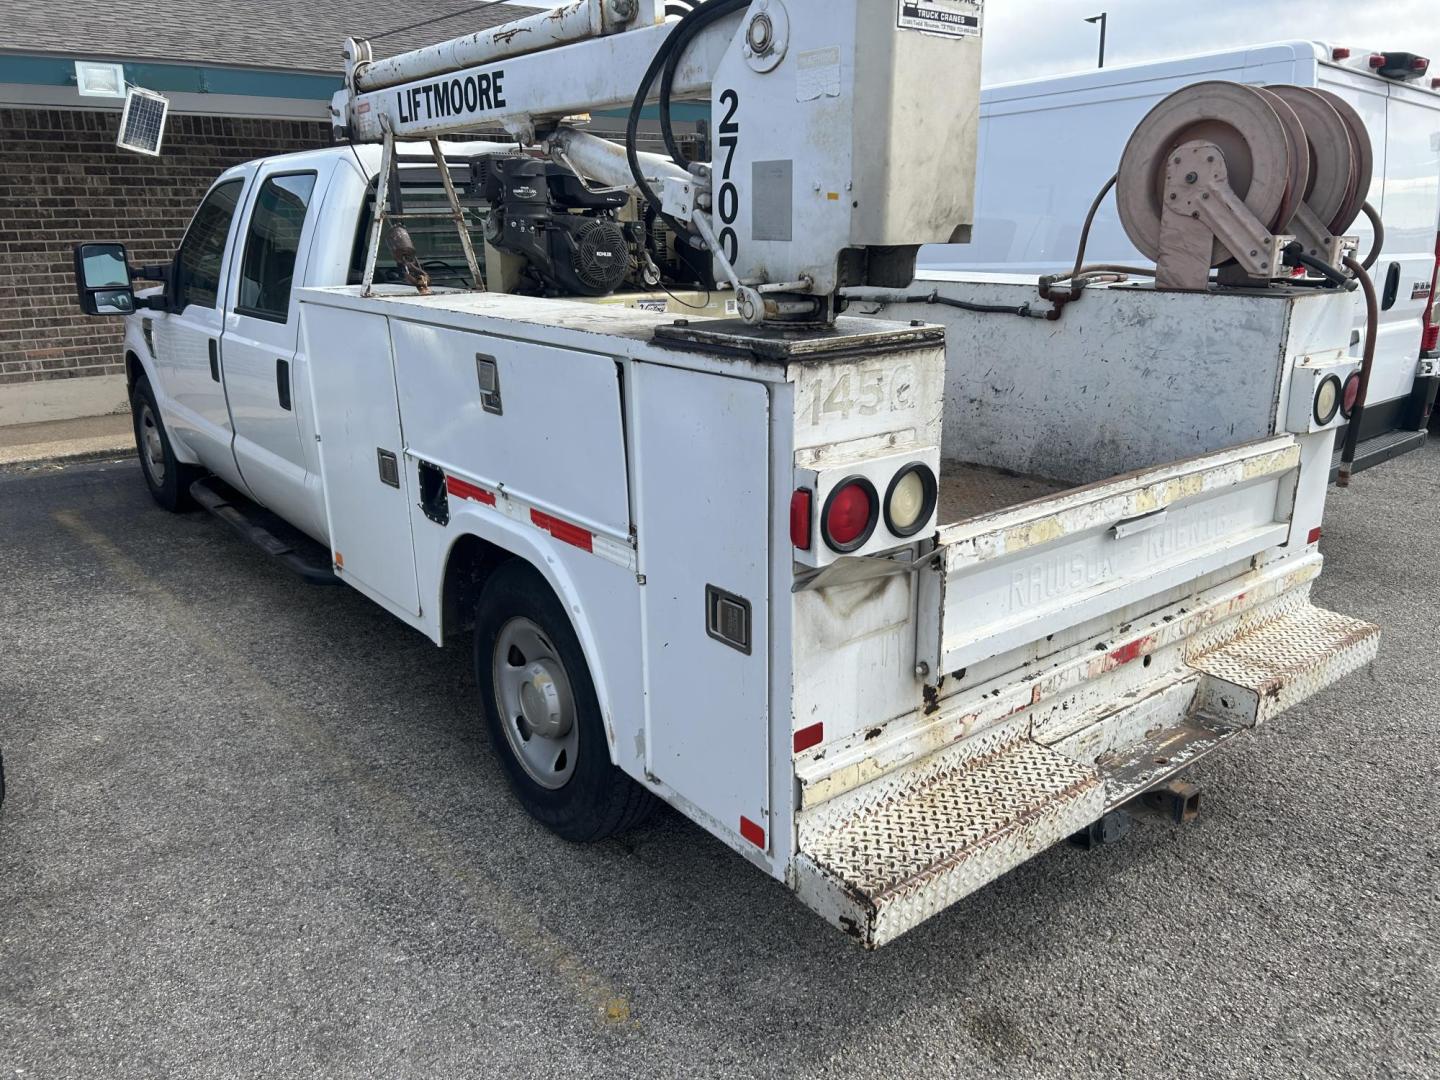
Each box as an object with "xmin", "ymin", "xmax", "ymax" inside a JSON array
[{"xmin": 72, "ymin": 242, "xmax": 137, "ymax": 316}]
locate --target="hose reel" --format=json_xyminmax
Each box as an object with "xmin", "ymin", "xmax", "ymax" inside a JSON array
[{"xmin": 1115, "ymin": 81, "xmax": 1371, "ymax": 290}]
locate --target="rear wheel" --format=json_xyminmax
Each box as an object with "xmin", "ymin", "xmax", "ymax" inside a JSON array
[
  {"xmin": 474, "ymin": 559, "xmax": 654, "ymax": 841},
  {"xmin": 131, "ymin": 377, "xmax": 200, "ymax": 512}
]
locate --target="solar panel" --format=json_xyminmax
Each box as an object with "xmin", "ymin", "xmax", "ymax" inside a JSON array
[{"xmin": 116, "ymin": 87, "xmax": 169, "ymax": 156}]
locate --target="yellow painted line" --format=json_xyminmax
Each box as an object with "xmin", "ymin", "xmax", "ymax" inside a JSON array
[{"xmin": 53, "ymin": 508, "xmax": 636, "ymax": 1029}]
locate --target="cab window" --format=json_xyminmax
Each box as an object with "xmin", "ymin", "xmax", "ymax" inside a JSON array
[
  {"xmin": 348, "ymin": 163, "xmax": 489, "ymax": 289},
  {"xmin": 174, "ymin": 179, "xmax": 244, "ymax": 311},
  {"xmin": 237, "ymin": 172, "xmax": 318, "ymax": 322}
]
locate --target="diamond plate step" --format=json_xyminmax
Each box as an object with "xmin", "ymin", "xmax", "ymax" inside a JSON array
[
  {"xmin": 794, "ymin": 738, "xmax": 1104, "ymax": 948},
  {"xmin": 1189, "ymin": 602, "xmax": 1379, "ymax": 727}
]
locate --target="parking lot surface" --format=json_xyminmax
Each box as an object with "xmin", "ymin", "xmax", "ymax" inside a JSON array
[{"xmin": 2, "ymin": 448, "xmax": 1437, "ymax": 1079}]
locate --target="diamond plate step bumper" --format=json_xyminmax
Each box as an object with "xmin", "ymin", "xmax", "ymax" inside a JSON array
[
  {"xmin": 1190, "ymin": 603, "xmax": 1379, "ymax": 727},
  {"xmin": 793, "ymin": 738, "xmax": 1105, "ymax": 948},
  {"xmin": 792, "ymin": 604, "xmax": 1377, "ymax": 949}
]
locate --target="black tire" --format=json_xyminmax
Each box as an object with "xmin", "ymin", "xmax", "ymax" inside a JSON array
[
  {"xmin": 474, "ymin": 559, "xmax": 654, "ymax": 842},
  {"xmin": 130, "ymin": 376, "xmax": 201, "ymax": 512}
]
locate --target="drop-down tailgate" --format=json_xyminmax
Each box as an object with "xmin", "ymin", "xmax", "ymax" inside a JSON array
[{"xmin": 916, "ymin": 436, "xmax": 1301, "ymax": 675}]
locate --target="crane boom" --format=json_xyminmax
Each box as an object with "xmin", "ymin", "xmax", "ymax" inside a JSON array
[{"xmin": 332, "ymin": 0, "xmax": 985, "ymax": 321}]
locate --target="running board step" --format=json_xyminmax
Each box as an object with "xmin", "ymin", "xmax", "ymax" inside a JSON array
[
  {"xmin": 1190, "ymin": 603, "xmax": 1379, "ymax": 728},
  {"xmin": 189, "ymin": 477, "xmax": 339, "ymax": 586},
  {"xmin": 794, "ymin": 738, "xmax": 1105, "ymax": 948}
]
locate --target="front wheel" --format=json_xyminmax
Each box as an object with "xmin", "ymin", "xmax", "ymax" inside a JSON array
[
  {"xmin": 474, "ymin": 560, "xmax": 654, "ymax": 842},
  {"xmin": 131, "ymin": 377, "xmax": 201, "ymax": 512}
]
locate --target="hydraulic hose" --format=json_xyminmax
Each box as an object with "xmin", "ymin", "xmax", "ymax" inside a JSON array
[
  {"xmin": 1039, "ymin": 174, "xmax": 1118, "ymax": 298},
  {"xmin": 658, "ymin": 0, "xmax": 750, "ymax": 166},
  {"xmin": 625, "ymin": 0, "xmax": 749, "ymax": 244},
  {"xmin": 836, "ymin": 287, "xmax": 1044, "ymax": 319},
  {"xmin": 1359, "ymin": 200, "xmax": 1384, "ymax": 272},
  {"xmin": 1337, "ymin": 254, "xmax": 1378, "ymax": 487}
]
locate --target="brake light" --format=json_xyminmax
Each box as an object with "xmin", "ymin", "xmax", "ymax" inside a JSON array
[
  {"xmin": 790, "ymin": 488, "xmax": 813, "ymax": 550},
  {"xmin": 821, "ymin": 477, "xmax": 878, "ymax": 553},
  {"xmin": 1340, "ymin": 372, "xmax": 1361, "ymax": 418}
]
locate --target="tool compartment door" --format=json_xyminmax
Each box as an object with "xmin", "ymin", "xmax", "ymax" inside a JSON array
[
  {"xmin": 303, "ymin": 304, "xmax": 421, "ymax": 617},
  {"xmin": 632, "ymin": 363, "xmax": 771, "ymax": 849},
  {"xmin": 918, "ymin": 436, "xmax": 1301, "ymax": 674}
]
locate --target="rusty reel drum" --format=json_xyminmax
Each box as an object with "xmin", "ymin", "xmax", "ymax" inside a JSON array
[{"xmin": 1115, "ymin": 81, "xmax": 1369, "ymax": 284}]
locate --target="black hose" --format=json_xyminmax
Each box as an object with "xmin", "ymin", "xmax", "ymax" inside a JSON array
[
  {"xmin": 1286, "ymin": 244, "xmax": 1357, "ymax": 290},
  {"xmin": 930, "ymin": 294, "xmax": 1035, "ymax": 317},
  {"xmin": 848, "ymin": 289, "xmax": 1036, "ymax": 318},
  {"xmin": 1337, "ymin": 256, "xmax": 1378, "ymax": 487},
  {"xmin": 625, "ymin": 0, "xmax": 747, "ymax": 242},
  {"xmin": 1359, "ymin": 200, "xmax": 1384, "ymax": 272},
  {"xmin": 658, "ymin": 0, "xmax": 750, "ymax": 166}
]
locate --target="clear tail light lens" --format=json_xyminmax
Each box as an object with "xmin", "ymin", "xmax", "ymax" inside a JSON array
[
  {"xmin": 884, "ymin": 462, "xmax": 938, "ymax": 537},
  {"xmin": 1314, "ymin": 374, "xmax": 1343, "ymax": 426}
]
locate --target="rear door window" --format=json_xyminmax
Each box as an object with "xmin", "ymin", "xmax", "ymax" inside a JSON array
[
  {"xmin": 237, "ymin": 172, "xmax": 318, "ymax": 322},
  {"xmin": 175, "ymin": 179, "xmax": 244, "ymax": 310}
]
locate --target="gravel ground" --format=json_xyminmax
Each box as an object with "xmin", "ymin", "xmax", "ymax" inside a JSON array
[{"xmin": 1, "ymin": 448, "xmax": 1437, "ymax": 1079}]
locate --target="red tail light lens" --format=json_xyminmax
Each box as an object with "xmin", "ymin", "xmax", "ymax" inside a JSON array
[
  {"xmin": 1424, "ymin": 323, "xmax": 1439, "ymax": 354},
  {"xmin": 1340, "ymin": 372, "xmax": 1362, "ymax": 418},
  {"xmin": 790, "ymin": 488, "xmax": 813, "ymax": 550},
  {"xmin": 821, "ymin": 477, "xmax": 878, "ymax": 553}
]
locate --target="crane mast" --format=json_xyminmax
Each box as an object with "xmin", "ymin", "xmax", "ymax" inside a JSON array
[{"xmin": 332, "ymin": 0, "xmax": 984, "ymax": 323}]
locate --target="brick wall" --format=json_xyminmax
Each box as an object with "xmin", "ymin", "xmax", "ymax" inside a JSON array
[{"xmin": 0, "ymin": 108, "xmax": 329, "ymax": 387}]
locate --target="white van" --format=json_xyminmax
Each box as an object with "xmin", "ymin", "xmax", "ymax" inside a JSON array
[{"xmin": 922, "ymin": 40, "xmax": 1440, "ymax": 475}]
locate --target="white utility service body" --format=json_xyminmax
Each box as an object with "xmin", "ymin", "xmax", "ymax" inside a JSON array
[
  {"xmin": 295, "ymin": 277, "xmax": 1374, "ymax": 946},
  {"xmin": 80, "ymin": 0, "xmax": 1384, "ymax": 946},
  {"xmin": 921, "ymin": 40, "xmax": 1440, "ymax": 471}
]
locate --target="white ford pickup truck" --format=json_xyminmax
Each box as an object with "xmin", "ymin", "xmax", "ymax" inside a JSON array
[{"xmin": 69, "ymin": 2, "xmax": 1380, "ymax": 947}]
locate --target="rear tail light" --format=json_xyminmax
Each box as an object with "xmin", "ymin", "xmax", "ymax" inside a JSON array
[
  {"xmin": 1340, "ymin": 372, "xmax": 1362, "ymax": 418},
  {"xmin": 790, "ymin": 488, "xmax": 813, "ymax": 550},
  {"xmin": 1372, "ymin": 51, "xmax": 1429, "ymax": 80},
  {"xmin": 1314, "ymin": 374, "xmax": 1343, "ymax": 426},
  {"xmin": 883, "ymin": 462, "xmax": 938, "ymax": 537},
  {"xmin": 821, "ymin": 477, "xmax": 878, "ymax": 553}
]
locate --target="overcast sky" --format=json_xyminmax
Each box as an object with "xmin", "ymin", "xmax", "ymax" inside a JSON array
[{"xmin": 509, "ymin": 0, "xmax": 1438, "ymax": 84}]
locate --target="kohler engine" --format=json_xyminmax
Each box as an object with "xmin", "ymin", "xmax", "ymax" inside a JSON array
[{"xmin": 477, "ymin": 156, "xmax": 632, "ymax": 297}]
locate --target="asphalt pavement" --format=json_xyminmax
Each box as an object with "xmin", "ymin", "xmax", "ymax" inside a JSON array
[{"xmin": 1, "ymin": 446, "xmax": 1437, "ymax": 1079}]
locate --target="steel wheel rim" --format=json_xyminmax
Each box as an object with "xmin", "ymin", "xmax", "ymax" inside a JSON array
[
  {"xmin": 139, "ymin": 403, "xmax": 166, "ymax": 487},
  {"xmin": 492, "ymin": 616, "xmax": 579, "ymax": 790}
]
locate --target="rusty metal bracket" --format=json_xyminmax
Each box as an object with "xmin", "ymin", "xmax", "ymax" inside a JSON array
[{"xmin": 1156, "ymin": 140, "xmax": 1290, "ymax": 290}]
